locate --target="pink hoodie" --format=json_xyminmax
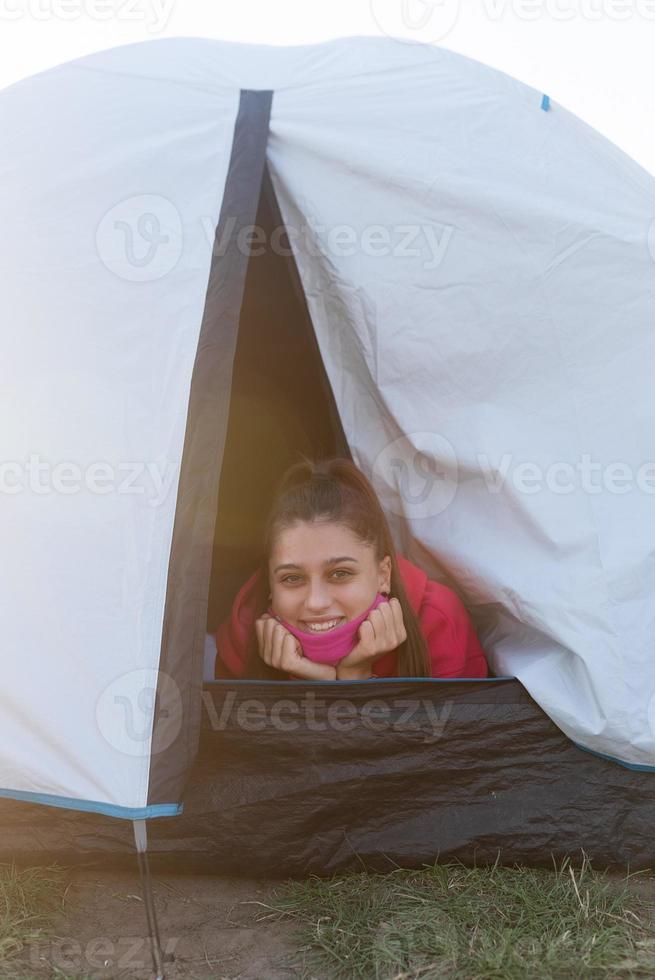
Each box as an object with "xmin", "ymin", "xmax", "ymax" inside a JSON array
[{"xmin": 215, "ymin": 554, "xmax": 488, "ymax": 679}]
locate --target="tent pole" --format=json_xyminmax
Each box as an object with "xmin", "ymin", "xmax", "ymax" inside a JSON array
[{"xmin": 133, "ymin": 819, "xmax": 165, "ymax": 980}]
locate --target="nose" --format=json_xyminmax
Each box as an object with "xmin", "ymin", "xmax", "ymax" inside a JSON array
[{"xmin": 304, "ymin": 576, "xmax": 333, "ymax": 613}]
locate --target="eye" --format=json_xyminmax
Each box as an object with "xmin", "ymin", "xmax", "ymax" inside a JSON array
[
  {"xmin": 281, "ymin": 574, "xmax": 302, "ymax": 585},
  {"xmin": 330, "ymin": 569, "xmax": 353, "ymax": 580}
]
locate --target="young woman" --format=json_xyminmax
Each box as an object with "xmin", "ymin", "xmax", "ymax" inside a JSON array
[{"xmin": 215, "ymin": 457, "xmax": 488, "ymax": 681}]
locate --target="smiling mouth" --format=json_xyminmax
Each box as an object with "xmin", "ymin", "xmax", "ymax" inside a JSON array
[{"xmin": 301, "ymin": 618, "xmax": 346, "ymax": 632}]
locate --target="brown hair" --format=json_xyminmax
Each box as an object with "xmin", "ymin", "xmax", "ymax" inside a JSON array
[{"xmin": 246, "ymin": 456, "xmax": 430, "ymax": 678}]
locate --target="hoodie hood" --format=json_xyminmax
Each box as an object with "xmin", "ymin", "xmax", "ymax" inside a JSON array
[{"xmin": 397, "ymin": 554, "xmax": 428, "ymax": 614}]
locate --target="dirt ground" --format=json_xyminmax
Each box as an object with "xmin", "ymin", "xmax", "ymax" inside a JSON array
[
  {"xmin": 13, "ymin": 865, "xmax": 655, "ymax": 979},
  {"xmin": 18, "ymin": 869, "xmax": 302, "ymax": 980}
]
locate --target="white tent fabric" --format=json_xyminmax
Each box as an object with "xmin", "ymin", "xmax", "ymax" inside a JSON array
[
  {"xmin": 266, "ymin": 45, "xmax": 655, "ymax": 768},
  {"xmin": 0, "ymin": 37, "xmax": 653, "ymax": 816},
  {"xmin": 0, "ymin": 44, "xmax": 239, "ymax": 813}
]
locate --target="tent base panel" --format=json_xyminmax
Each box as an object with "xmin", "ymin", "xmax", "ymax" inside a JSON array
[{"xmin": 1, "ymin": 680, "xmax": 653, "ymax": 875}]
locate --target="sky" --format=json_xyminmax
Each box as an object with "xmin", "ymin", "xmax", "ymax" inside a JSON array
[{"xmin": 0, "ymin": 0, "xmax": 653, "ymax": 176}]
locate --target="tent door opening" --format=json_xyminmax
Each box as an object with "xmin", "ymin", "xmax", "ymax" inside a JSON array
[{"xmin": 206, "ymin": 165, "xmax": 350, "ymax": 634}]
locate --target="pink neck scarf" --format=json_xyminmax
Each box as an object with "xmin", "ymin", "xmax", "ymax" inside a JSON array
[{"xmin": 268, "ymin": 593, "xmax": 389, "ymax": 666}]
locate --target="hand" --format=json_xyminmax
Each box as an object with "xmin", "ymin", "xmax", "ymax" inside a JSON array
[
  {"xmin": 255, "ymin": 613, "xmax": 337, "ymax": 681},
  {"xmin": 336, "ymin": 598, "xmax": 406, "ymax": 680}
]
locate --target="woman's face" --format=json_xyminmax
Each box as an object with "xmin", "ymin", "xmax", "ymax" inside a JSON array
[{"xmin": 268, "ymin": 520, "xmax": 392, "ymax": 633}]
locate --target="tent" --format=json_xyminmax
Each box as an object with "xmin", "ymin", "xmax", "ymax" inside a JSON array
[{"xmin": 1, "ymin": 35, "xmax": 655, "ymax": 882}]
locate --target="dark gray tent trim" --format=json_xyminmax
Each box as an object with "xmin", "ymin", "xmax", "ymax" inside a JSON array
[
  {"xmin": 149, "ymin": 89, "xmax": 273, "ymax": 807},
  {"xmin": 2, "ymin": 678, "xmax": 654, "ymax": 873}
]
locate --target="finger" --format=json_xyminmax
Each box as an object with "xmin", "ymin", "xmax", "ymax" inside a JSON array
[
  {"xmin": 257, "ymin": 623, "xmax": 272, "ymax": 667},
  {"xmin": 264, "ymin": 616, "xmax": 281, "ymax": 643},
  {"xmin": 338, "ymin": 648, "xmax": 359, "ymax": 668},
  {"xmin": 377, "ymin": 600, "xmax": 394, "ymax": 628},
  {"xmin": 280, "ymin": 632, "xmax": 302, "ymax": 672},
  {"xmin": 270, "ymin": 622, "xmax": 288, "ymax": 670},
  {"xmin": 377, "ymin": 600, "xmax": 399, "ymax": 646},
  {"xmin": 301, "ymin": 659, "xmax": 339, "ymax": 681},
  {"xmin": 389, "ymin": 597, "xmax": 406, "ymax": 642},
  {"xmin": 276, "ymin": 633, "xmax": 336, "ymax": 680},
  {"xmin": 255, "ymin": 618, "xmax": 269, "ymax": 662},
  {"xmin": 262, "ymin": 617, "xmax": 281, "ymax": 665},
  {"xmin": 368, "ymin": 602, "xmax": 389, "ymax": 649},
  {"xmin": 357, "ymin": 618, "xmax": 376, "ymax": 653}
]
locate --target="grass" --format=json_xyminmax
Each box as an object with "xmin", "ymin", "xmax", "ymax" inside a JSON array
[
  {"xmin": 265, "ymin": 855, "xmax": 655, "ymax": 979},
  {"xmin": 2, "ymin": 856, "xmax": 655, "ymax": 979},
  {"xmin": 0, "ymin": 862, "xmax": 88, "ymax": 979},
  {"xmin": 0, "ymin": 863, "xmax": 67, "ymax": 958}
]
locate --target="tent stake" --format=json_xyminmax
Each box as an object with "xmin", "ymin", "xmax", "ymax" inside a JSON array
[{"xmin": 133, "ymin": 819, "xmax": 165, "ymax": 980}]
